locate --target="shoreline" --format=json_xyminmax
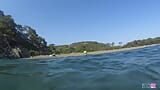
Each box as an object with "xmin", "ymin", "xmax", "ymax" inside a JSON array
[{"xmin": 25, "ymin": 44, "xmax": 160, "ymax": 60}]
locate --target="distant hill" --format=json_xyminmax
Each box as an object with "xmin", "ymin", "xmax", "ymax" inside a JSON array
[
  {"xmin": 124, "ymin": 37, "xmax": 160, "ymax": 48},
  {"xmin": 51, "ymin": 41, "xmax": 121, "ymax": 54},
  {"xmin": 0, "ymin": 10, "xmax": 49, "ymax": 58},
  {"xmin": 50, "ymin": 38, "xmax": 160, "ymax": 54},
  {"xmin": 70, "ymin": 41, "xmax": 112, "ymax": 52}
]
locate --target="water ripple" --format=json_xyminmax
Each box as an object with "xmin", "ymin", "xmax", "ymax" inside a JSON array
[{"xmin": 0, "ymin": 45, "xmax": 160, "ymax": 90}]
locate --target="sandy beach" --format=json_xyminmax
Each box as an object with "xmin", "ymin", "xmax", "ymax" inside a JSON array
[{"xmin": 25, "ymin": 44, "xmax": 159, "ymax": 60}]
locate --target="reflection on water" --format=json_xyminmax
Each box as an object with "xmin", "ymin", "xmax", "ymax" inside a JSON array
[{"xmin": 0, "ymin": 45, "xmax": 160, "ymax": 90}]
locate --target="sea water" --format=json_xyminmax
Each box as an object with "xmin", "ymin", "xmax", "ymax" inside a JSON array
[{"xmin": 0, "ymin": 45, "xmax": 160, "ymax": 90}]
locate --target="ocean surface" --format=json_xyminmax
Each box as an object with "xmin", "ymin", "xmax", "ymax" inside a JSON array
[{"xmin": 0, "ymin": 45, "xmax": 160, "ymax": 90}]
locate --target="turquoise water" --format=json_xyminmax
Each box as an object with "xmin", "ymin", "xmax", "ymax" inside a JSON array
[{"xmin": 0, "ymin": 46, "xmax": 160, "ymax": 90}]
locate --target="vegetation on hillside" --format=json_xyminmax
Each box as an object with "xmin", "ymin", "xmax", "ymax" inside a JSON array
[
  {"xmin": 49, "ymin": 37, "xmax": 160, "ymax": 54},
  {"xmin": 0, "ymin": 10, "xmax": 49, "ymax": 58},
  {"xmin": 124, "ymin": 37, "xmax": 160, "ymax": 48},
  {"xmin": 49, "ymin": 41, "xmax": 122, "ymax": 54}
]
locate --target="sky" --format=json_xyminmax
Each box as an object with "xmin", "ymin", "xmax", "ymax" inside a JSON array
[{"xmin": 0, "ymin": 0, "xmax": 160, "ymax": 45}]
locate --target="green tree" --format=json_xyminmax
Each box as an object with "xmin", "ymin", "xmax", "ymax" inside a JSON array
[
  {"xmin": 111, "ymin": 42, "xmax": 115, "ymax": 47},
  {"xmin": 48, "ymin": 44, "xmax": 56, "ymax": 54},
  {"xmin": 118, "ymin": 42, "xmax": 123, "ymax": 46}
]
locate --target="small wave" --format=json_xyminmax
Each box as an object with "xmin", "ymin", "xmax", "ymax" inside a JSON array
[{"xmin": 0, "ymin": 45, "xmax": 160, "ymax": 90}]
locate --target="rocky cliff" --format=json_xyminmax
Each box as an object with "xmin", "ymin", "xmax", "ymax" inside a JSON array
[{"xmin": 0, "ymin": 10, "xmax": 49, "ymax": 59}]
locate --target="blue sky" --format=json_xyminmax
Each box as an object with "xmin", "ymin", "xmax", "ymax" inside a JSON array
[{"xmin": 0, "ymin": 0, "xmax": 160, "ymax": 45}]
